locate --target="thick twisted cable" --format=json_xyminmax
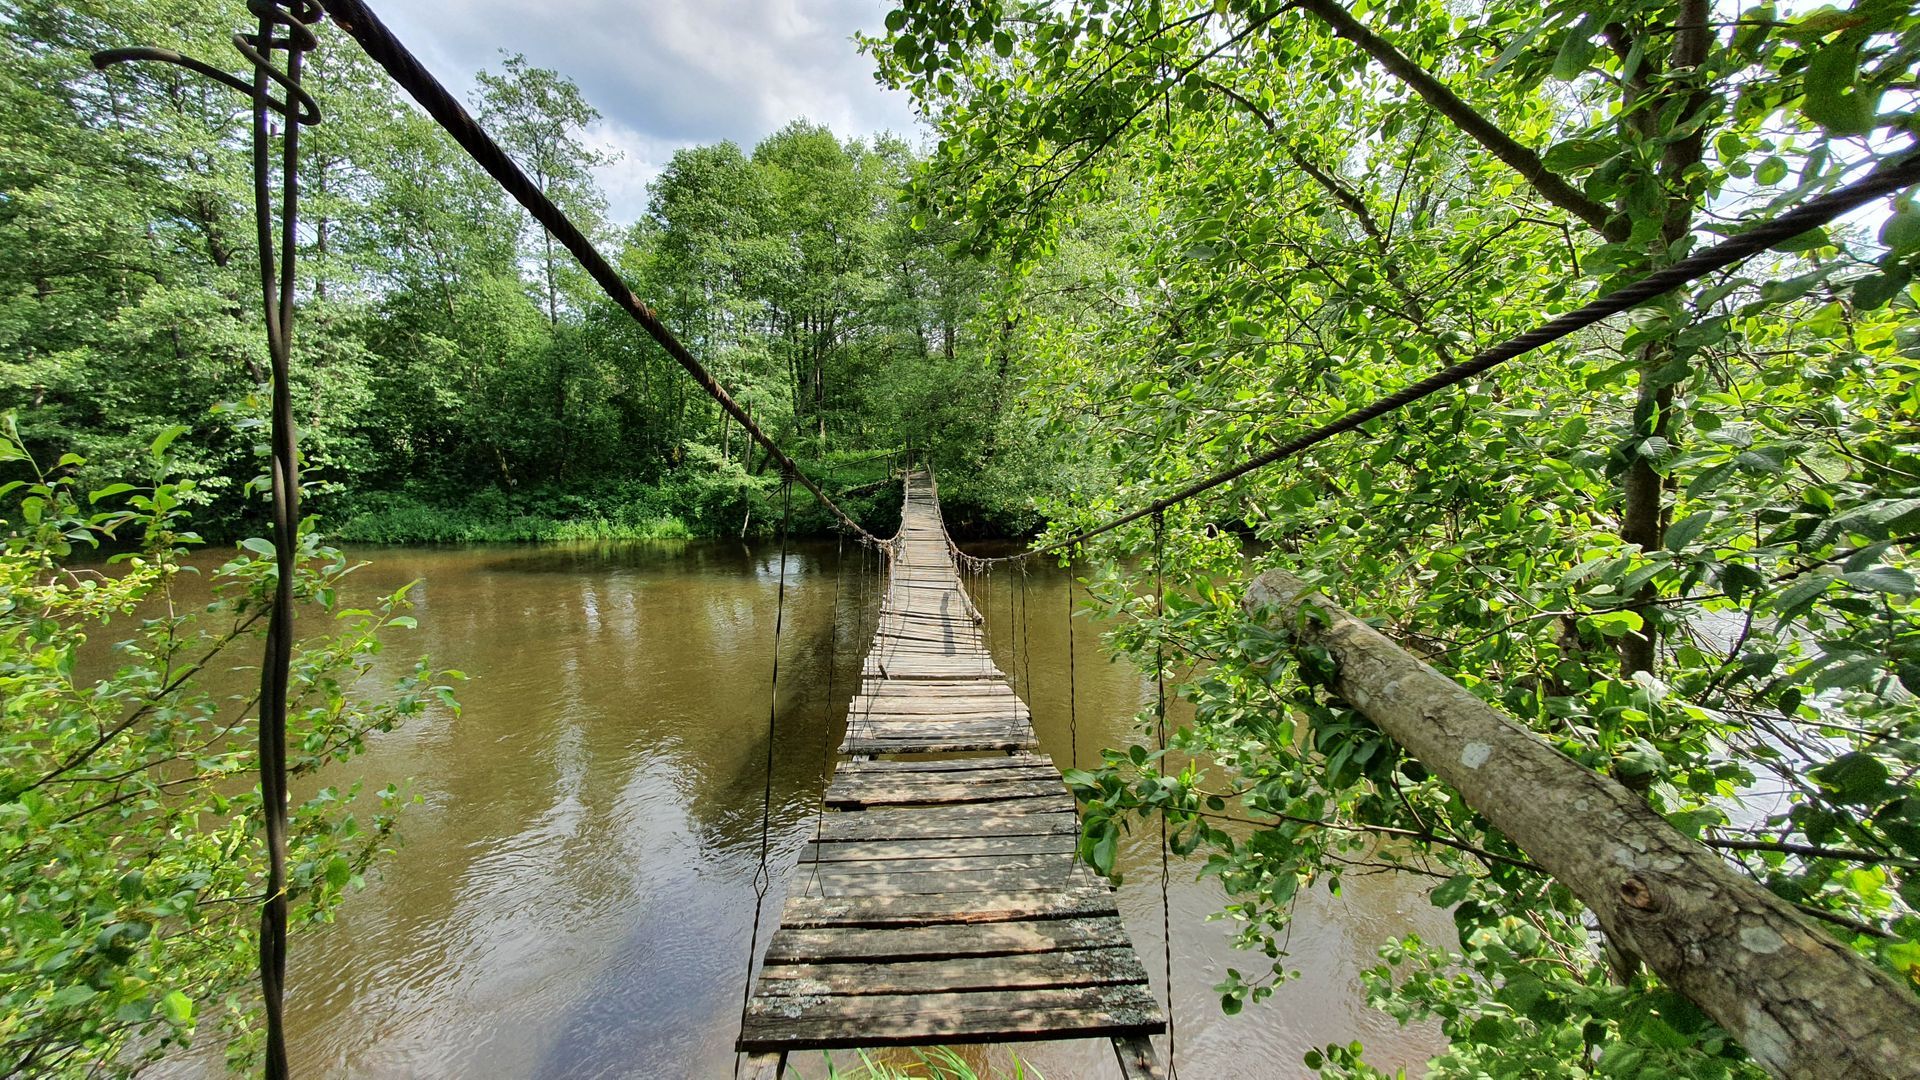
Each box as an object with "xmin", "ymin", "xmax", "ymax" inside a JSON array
[
  {"xmin": 975, "ymin": 150, "xmax": 1920, "ymax": 563},
  {"xmin": 92, "ymin": 2, "xmax": 323, "ymax": 124}
]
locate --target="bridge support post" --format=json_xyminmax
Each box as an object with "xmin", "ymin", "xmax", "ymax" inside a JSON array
[
  {"xmin": 742, "ymin": 1051, "xmax": 786, "ymax": 1079},
  {"xmin": 1243, "ymin": 570, "xmax": 1920, "ymax": 1080},
  {"xmin": 1111, "ymin": 1034, "xmax": 1166, "ymax": 1078}
]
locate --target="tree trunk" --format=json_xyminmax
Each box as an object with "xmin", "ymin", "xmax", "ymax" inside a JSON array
[
  {"xmin": 1617, "ymin": 3, "xmax": 1711, "ymax": 674},
  {"xmin": 1243, "ymin": 571, "xmax": 1920, "ymax": 1080}
]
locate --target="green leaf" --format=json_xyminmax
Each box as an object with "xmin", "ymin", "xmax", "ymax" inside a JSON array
[
  {"xmin": 1881, "ymin": 207, "xmax": 1920, "ymax": 255},
  {"xmin": 1429, "ymin": 874, "xmax": 1472, "ymax": 907},
  {"xmin": 1550, "ymin": 23, "xmax": 1597, "ymax": 80},
  {"xmin": 1802, "ymin": 32, "xmax": 1874, "ymax": 134},
  {"xmin": 1811, "ymin": 752, "xmax": 1889, "ymax": 804},
  {"xmin": 159, "ymin": 990, "xmax": 193, "ymax": 1025},
  {"xmin": 1091, "ymin": 827, "xmax": 1117, "ymax": 876},
  {"xmin": 1542, "ymin": 139, "xmax": 1615, "ymax": 173},
  {"xmin": 1841, "ymin": 567, "xmax": 1916, "ymax": 596},
  {"xmin": 1755, "ymin": 156, "xmax": 1788, "ymax": 185},
  {"xmin": 1585, "ymin": 610, "xmax": 1645, "ymax": 637},
  {"xmin": 148, "ymin": 424, "xmax": 190, "ymax": 459},
  {"xmin": 48, "ymin": 985, "xmax": 98, "ymax": 1008},
  {"xmin": 1773, "ymin": 575, "xmax": 1831, "ymax": 615},
  {"xmin": 1774, "ymin": 226, "xmax": 1829, "ymax": 253},
  {"xmin": 1853, "ymin": 269, "xmax": 1910, "ymax": 310},
  {"xmin": 1664, "ymin": 514, "xmax": 1707, "ymax": 551}
]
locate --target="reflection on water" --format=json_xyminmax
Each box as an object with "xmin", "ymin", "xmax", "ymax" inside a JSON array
[{"xmin": 150, "ymin": 539, "xmax": 1446, "ymax": 1079}]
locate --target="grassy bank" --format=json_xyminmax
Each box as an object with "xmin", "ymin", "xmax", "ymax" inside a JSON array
[{"xmin": 327, "ymin": 454, "xmax": 905, "ymax": 544}]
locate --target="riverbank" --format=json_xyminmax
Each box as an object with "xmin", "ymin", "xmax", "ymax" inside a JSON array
[
  {"xmin": 327, "ymin": 455, "xmax": 909, "ymax": 545},
  {"xmin": 325, "ymin": 455, "xmax": 1050, "ymax": 545}
]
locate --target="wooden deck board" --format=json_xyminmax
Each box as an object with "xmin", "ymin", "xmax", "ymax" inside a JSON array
[{"xmin": 738, "ymin": 471, "xmax": 1163, "ymax": 1057}]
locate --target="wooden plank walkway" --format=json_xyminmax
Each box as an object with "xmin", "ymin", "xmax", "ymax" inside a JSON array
[{"xmin": 738, "ymin": 471, "xmax": 1166, "ymax": 1077}]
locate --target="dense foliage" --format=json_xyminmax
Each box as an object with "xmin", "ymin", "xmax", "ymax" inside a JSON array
[
  {"xmin": 867, "ymin": 0, "xmax": 1920, "ymax": 1074},
  {"xmin": 0, "ymin": 0, "xmax": 1035, "ymax": 544},
  {"xmin": 0, "ymin": 419, "xmax": 456, "ymax": 1075}
]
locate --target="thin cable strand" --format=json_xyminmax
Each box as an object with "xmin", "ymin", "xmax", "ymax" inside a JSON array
[
  {"xmin": 1155, "ymin": 511, "xmax": 1176, "ymax": 1078},
  {"xmin": 739, "ymin": 477, "xmax": 793, "ymax": 1061}
]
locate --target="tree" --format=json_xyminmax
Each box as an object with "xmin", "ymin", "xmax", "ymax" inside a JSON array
[{"xmin": 868, "ymin": 0, "xmax": 1920, "ymax": 1074}]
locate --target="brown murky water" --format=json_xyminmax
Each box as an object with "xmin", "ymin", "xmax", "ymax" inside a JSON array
[{"xmin": 153, "ymin": 539, "xmax": 1448, "ymax": 1079}]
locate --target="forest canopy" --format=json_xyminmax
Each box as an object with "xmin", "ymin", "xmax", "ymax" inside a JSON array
[{"xmin": 0, "ymin": 0, "xmax": 1043, "ymax": 545}]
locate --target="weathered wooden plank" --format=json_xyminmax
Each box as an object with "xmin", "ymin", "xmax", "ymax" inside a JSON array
[
  {"xmin": 858, "ymin": 683, "xmax": 1012, "ymax": 697},
  {"xmin": 849, "ymin": 698, "xmax": 1025, "ymax": 715},
  {"xmin": 806, "ymin": 867, "xmax": 1089, "ymax": 898},
  {"xmin": 839, "ymin": 737, "xmax": 1037, "ymax": 755},
  {"xmin": 777, "ymin": 887, "xmax": 1117, "ymax": 929},
  {"xmin": 738, "ymin": 983, "xmax": 1164, "ymax": 1050},
  {"xmin": 758, "ymin": 947, "xmax": 1149, "ymax": 997},
  {"xmin": 864, "ymin": 657, "xmax": 998, "ymax": 672},
  {"xmin": 866, "ymin": 649, "xmax": 995, "ymax": 662},
  {"xmin": 800, "ymin": 833, "xmax": 1076, "ymax": 863},
  {"xmin": 742, "ymin": 1051, "xmax": 787, "ymax": 1080},
  {"xmin": 859, "ymin": 682, "xmax": 1014, "ymax": 695},
  {"xmin": 868, "ymin": 641, "xmax": 992, "ymax": 655},
  {"xmin": 843, "ymin": 718, "xmax": 1030, "ymax": 734},
  {"xmin": 812, "ymin": 808, "xmax": 1079, "ymax": 843},
  {"xmin": 825, "ymin": 778, "xmax": 1064, "ymax": 808},
  {"xmin": 826, "ymin": 768, "xmax": 1060, "ymax": 793},
  {"xmin": 832, "ymin": 754, "xmax": 1050, "ymax": 775},
  {"xmin": 873, "ymin": 615, "xmax": 977, "ymax": 629},
  {"xmin": 800, "ymin": 850, "xmax": 1072, "ymax": 877},
  {"xmin": 827, "ymin": 761, "xmax": 1056, "ymax": 781},
  {"xmin": 843, "ymin": 719, "xmax": 1024, "ymax": 732},
  {"xmin": 763, "ymin": 916, "xmax": 1130, "ymax": 963}
]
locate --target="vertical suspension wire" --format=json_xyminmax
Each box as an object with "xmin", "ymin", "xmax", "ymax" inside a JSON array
[
  {"xmin": 805, "ymin": 531, "xmax": 845, "ymax": 892},
  {"xmin": 1005, "ymin": 567, "xmax": 1017, "ymax": 691},
  {"xmin": 738, "ymin": 475, "xmax": 794, "ymax": 1066},
  {"xmin": 1018, "ymin": 563, "xmax": 1033, "ymax": 702},
  {"xmin": 1064, "ymin": 551, "xmax": 1079, "ymax": 772},
  {"xmin": 1154, "ymin": 510, "xmax": 1177, "ymax": 1078}
]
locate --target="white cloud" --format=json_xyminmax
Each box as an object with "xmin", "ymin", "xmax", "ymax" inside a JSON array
[{"xmin": 373, "ymin": 0, "xmax": 923, "ymax": 224}]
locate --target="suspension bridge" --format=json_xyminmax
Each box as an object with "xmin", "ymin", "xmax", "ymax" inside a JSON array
[
  {"xmin": 94, "ymin": 2, "xmax": 1920, "ymax": 1076},
  {"xmin": 736, "ymin": 471, "xmax": 1166, "ymax": 1077}
]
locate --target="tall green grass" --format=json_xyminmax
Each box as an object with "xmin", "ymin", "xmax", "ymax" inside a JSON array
[{"xmin": 327, "ymin": 461, "xmax": 901, "ymax": 544}]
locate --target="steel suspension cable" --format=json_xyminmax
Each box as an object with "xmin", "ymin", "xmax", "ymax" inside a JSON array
[
  {"xmin": 1065, "ymin": 561, "xmax": 1079, "ymax": 771},
  {"xmin": 1154, "ymin": 510, "xmax": 1176, "ymax": 1078},
  {"xmin": 738, "ymin": 476, "xmax": 793, "ymax": 1071},
  {"xmin": 314, "ymin": 0, "xmax": 880, "ymax": 544},
  {"xmin": 804, "ymin": 532, "xmax": 844, "ymax": 895},
  {"xmin": 972, "ymin": 150, "xmax": 1920, "ymax": 565}
]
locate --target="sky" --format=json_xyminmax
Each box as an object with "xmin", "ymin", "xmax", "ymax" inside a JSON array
[{"xmin": 379, "ymin": 0, "xmax": 924, "ymax": 225}]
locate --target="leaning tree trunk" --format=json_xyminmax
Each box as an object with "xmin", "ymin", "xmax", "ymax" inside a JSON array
[{"xmin": 1243, "ymin": 571, "xmax": 1920, "ymax": 1080}]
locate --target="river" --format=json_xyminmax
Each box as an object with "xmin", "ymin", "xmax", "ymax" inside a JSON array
[{"xmin": 152, "ymin": 539, "xmax": 1447, "ymax": 1079}]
